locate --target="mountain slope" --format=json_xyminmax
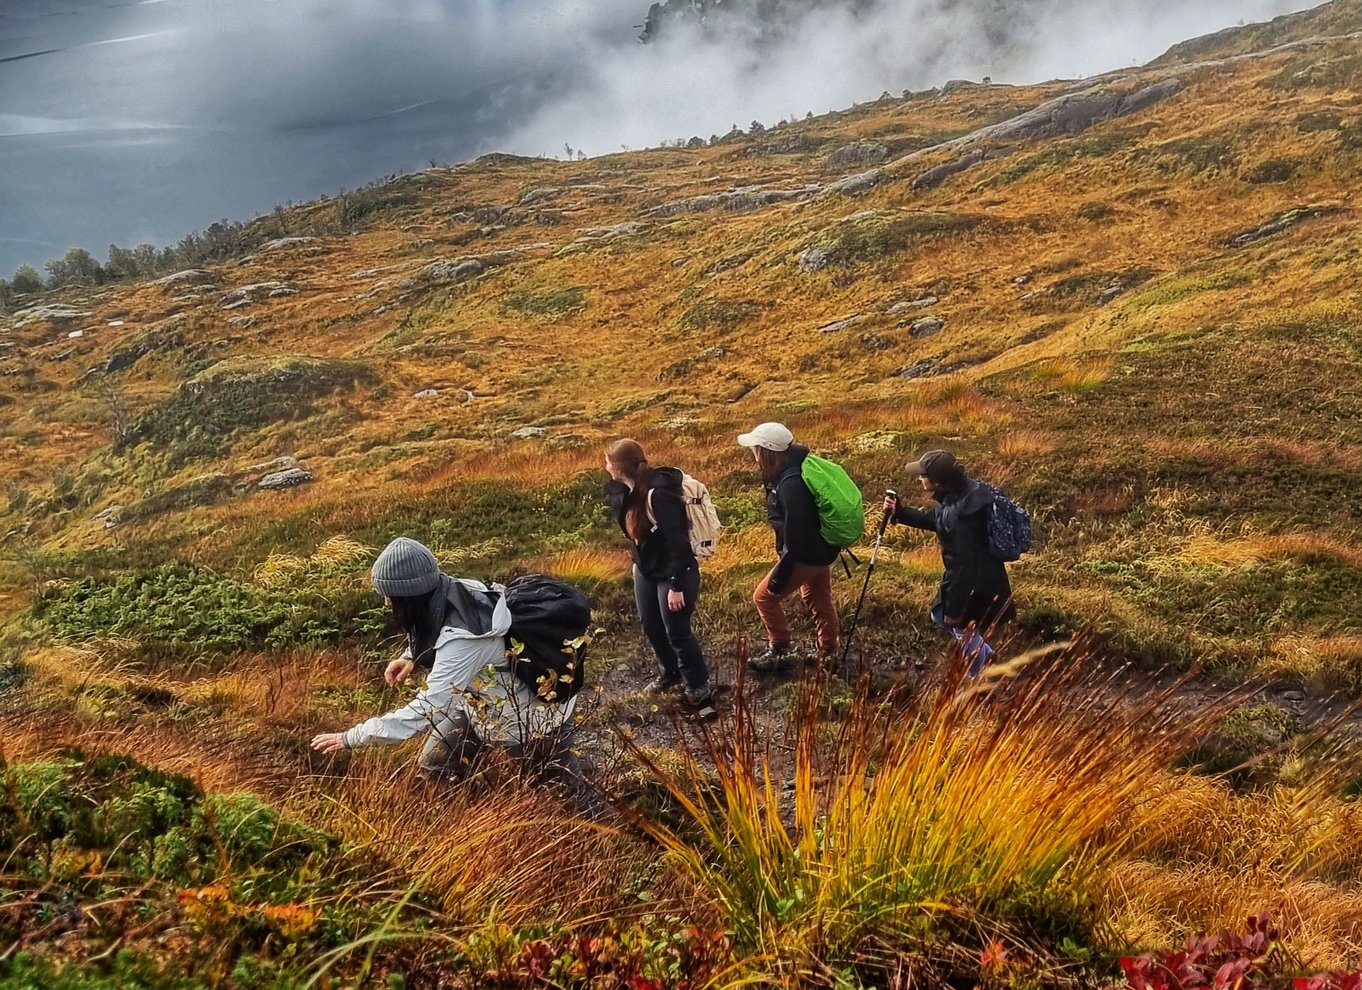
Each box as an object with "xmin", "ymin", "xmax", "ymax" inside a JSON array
[{"xmin": 3, "ymin": 1, "xmax": 1362, "ymax": 681}]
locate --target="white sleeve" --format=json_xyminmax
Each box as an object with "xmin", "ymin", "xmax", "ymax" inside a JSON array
[{"xmin": 343, "ymin": 633, "xmax": 500, "ymax": 748}]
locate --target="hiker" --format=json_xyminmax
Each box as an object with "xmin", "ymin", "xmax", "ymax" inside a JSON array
[
  {"xmin": 605, "ymin": 439, "xmax": 717, "ymax": 720},
  {"xmin": 738, "ymin": 422, "xmax": 841, "ymax": 670},
  {"xmin": 884, "ymin": 450, "xmax": 1016, "ymax": 676},
  {"xmin": 310, "ymin": 537, "xmax": 590, "ymax": 795}
]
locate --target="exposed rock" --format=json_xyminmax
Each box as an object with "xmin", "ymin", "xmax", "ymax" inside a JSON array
[
  {"xmin": 349, "ymin": 268, "xmax": 384, "ymax": 280},
  {"xmin": 154, "ymin": 269, "xmax": 214, "ymax": 290},
  {"xmin": 93, "ymin": 505, "xmax": 122, "ymax": 522},
  {"xmin": 888, "ymin": 78, "xmax": 1185, "ymax": 191},
  {"xmin": 67, "ymin": 329, "xmax": 86, "ymax": 339},
  {"xmin": 700, "ymin": 346, "xmax": 726, "ymax": 360},
  {"xmin": 575, "ymin": 222, "xmax": 647, "ymax": 241},
  {"xmin": 985, "ymin": 79, "xmax": 1185, "ymax": 143},
  {"xmin": 107, "ymin": 319, "xmax": 125, "ymax": 327},
  {"xmin": 518, "ymin": 187, "xmax": 563, "ymax": 206},
  {"xmin": 259, "ymin": 467, "xmax": 314, "ymax": 490},
  {"xmin": 1229, "ymin": 204, "xmax": 1338, "ymax": 247},
  {"xmin": 910, "ymin": 316, "xmax": 946, "ymax": 338},
  {"xmin": 1097, "ymin": 286, "xmax": 1126, "ymax": 305},
  {"xmin": 824, "ymin": 141, "xmax": 890, "ymax": 172},
  {"xmin": 12, "ymin": 305, "xmax": 93, "ymax": 328},
  {"xmin": 886, "ymin": 296, "xmax": 938, "ymax": 314},
  {"xmin": 222, "ymin": 281, "xmax": 297, "ymax": 307},
  {"xmin": 510, "ymin": 426, "xmax": 548, "ymax": 439},
  {"xmin": 646, "ymin": 184, "xmax": 819, "ymax": 217},
  {"xmin": 227, "ymin": 316, "xmax": 257, "ymax": 328},
  {"xmin": 267, "ymin": 287, "xmax": 297, "ymax": 298},
  {"xmin": 818, "ymin": 315, "xmax": 867, "ymax": 334},
  {"xmin": 912, "ymin": 148, "xmax": 1003, "ymax": 191},
  {"xmin": 414, "ymin": 388, "xmax": 440, "ymax": 398},
  {"xmin": 825, "ymin": 169, "xmax": 884, "ymax": 196},
  {"xmin": 260, "ymin": 237, "xmax": 319, "ymax": 252},
  {"xmin": 895, "ymin": 360, "xmax": 940, "ymax": 378},
  {"xmin": 798, "ymin": 247, "xmax": 833, "ymax": 273},
  {"xmin": 940, "ymin": 79, "xmax": 981, "ymax": 96}
]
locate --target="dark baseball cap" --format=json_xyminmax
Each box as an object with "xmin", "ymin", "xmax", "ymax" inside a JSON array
[{"xmin": 905, "ymin": 449, "xmax": 961, "ymax": 482}]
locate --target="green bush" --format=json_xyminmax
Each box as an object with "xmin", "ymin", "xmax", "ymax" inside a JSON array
[
  {"xmin": 502, "ymin": 285, "xmax": 586, "ymax": 318},
  {"xmin": 33, "ymin": 562, "xmax": 387, "ymax": 659}
]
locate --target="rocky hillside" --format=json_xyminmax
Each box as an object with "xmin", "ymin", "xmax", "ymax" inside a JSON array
[{"xmin": 3, "ymin": 0, "xmax": 1362, "ymax": 677}]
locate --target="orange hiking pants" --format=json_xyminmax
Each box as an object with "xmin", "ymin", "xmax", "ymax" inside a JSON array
[{"xmin": 753, "ymin": 563, "xmax": 839, "ymax": 657}]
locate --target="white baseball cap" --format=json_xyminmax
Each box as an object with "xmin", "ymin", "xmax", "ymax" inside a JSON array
[{"xmin": 737, "ymin": 422, "xmax": 794, "ymax": 451}]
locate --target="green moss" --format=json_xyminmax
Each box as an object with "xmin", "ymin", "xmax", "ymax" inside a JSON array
[
  {"xmin": 32, "ymin": 562, "xmax": 387, "ymax": 660},
  {"xmin": 810, "ymin": 211, "xmax": 978, "ymax": 265},
  {"xmin": 678, "ymin": 298, "xmax": 766, "ymax": 335},
  {"xmin": 502, "ymin": 285, "xmax": 586, "ymax": 318},
  {"xmin": 134, "ymin": 356, "xmax": 373, "ymax": 463}
]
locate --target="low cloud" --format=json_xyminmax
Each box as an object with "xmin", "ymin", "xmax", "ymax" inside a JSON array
[{"xmin": 0, "ymin": 0, "xmax": 1320, "ymax": 274}]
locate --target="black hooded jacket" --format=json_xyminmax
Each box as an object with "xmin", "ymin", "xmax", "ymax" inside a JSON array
[
  {"xmin": 606, "ymin": 467, "xmax": 697, "ymax": 590},
  {"xmin": 766, "ymin": 444, "xmax": 840, "ymax": 593},
  {"xmin": 894, "ymin": 479, "xmax": 1015, "ymax": 628}
]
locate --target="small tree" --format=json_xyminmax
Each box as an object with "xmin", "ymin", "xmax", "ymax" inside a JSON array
[
  {"xmin": 92, "ymin": 373, "xmax": 135, "ymax": 450},
  {"xmin": 11, "ymin": 264, "xmax": 42, "ymax": 295},
  {"xmin": 0, "ymin": 278, "xmax": 12, "ymax": 315}
]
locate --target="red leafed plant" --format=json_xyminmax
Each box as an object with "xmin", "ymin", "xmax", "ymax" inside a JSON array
[{"xmin": 1120, "ymin": 914, "xmax": 1362, "ymax": 990}]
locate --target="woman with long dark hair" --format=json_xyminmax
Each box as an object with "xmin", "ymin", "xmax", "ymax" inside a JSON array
[
  {"xmin": 310, "ymin": 538, "xmax": 590, "ymax": 789},
  {"xmin": 883, "ymin": 449, "xmax": 1015, "ymax": 676},
  {"xmin": 605, "ymin": 438, "xmax": 715, "ymax": 719},
  {"xmin": 737, "ymin": 422, "xmax": 841, "ymax": 671}
]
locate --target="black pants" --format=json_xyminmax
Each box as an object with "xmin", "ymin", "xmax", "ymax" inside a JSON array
[{"xmin": 633, "ymin": 565, "xmax": 709, "ymax": 691}]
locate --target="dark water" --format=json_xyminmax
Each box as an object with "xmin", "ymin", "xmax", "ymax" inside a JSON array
[{"xmin": 0, "ymin": 0, "xmax": 559, "ymax": 275}]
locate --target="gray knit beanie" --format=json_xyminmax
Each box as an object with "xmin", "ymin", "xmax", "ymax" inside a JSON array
[{"xmin": 370, "ymin": 538, "xmax": 441, "ymax": 597}]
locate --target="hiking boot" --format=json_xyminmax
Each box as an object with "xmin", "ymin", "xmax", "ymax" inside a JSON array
[
  {"xmin": 682, "ymin": 685, "xmax": 719, "ymax": 721},
  {"xmin": 644, "ymin": 672, "xmax": 684, "ymax": 695},
  {"xmin": 748, "ymin": 644, "xmax": 802, "ymax": 673}
]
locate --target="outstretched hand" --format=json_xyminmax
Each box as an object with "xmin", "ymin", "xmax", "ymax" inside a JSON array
[
  {"xmin": 882, "ymin": 494, "xmax": 898, "ymax": 516},
  {"xmin": 311, "ymin": 732, "xmax": 347, "ymax": 754}
]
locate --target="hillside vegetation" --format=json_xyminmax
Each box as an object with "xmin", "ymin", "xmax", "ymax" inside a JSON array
[{"xmin": 3, "ymin": 2, "xmax": 1362, "ymax": 987}]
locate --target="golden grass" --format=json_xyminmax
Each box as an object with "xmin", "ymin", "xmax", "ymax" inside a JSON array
[
  {"xmin": 995, "ymin": 429, "xmax": 1058, "ymax": 461},
  {"xmin": 526, "ymin": 546, "xmax": 633, "ymax": 584},
  {"xmin": 1108, "ymin": 770, "xmax": 1362, "ymax": 966},
  {"xmin": 634, "ymin": 648, "xmax": 1243, "ymax": 982},
  {"xmin": 302, "ymin": 759, "xmax": 673, "ymax": 929},
  {"xmin": 1180, "ymin": 530, "xmax": 1362, "ymax": 570}
]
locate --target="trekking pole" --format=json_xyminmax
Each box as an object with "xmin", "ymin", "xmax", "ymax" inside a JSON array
[{"xmin": 840, "ymin": 489, "xmax": 896, "ymax": 668}]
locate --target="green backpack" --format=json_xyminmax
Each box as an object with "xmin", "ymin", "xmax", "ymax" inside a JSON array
[{"xmin": 800, "ymin": 454, "xmax": 865, "ymax": 549}]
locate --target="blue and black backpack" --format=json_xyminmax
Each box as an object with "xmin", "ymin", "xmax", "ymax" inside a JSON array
[{"xmin": 977, "ymin": 482, "xmax": 1032, "ymax": 562}]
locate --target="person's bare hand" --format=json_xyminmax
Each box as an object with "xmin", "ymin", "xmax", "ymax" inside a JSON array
[
  {"xmin": 311, "ymin": 732, "xmax": 348, "ymax": 754},
  {"xmin": 667, "ymin": 589, "xmax": 685, "ymax": 612},
  {"xmin": 882, "ymin": 494, "xmax": 898, "ymax": 515},
  {"xmin": 385, "ymin": 658, "xmax": 415, "ymax": 686}
]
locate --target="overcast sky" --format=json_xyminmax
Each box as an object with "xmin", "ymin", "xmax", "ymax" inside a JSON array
[{"xmin": 0, "ymin": 0, "xmax": 1320, "ymax": 277}]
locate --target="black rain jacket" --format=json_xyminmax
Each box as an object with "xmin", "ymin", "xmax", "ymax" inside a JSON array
[
  {"xmin": 894, "ymin": 479, "xmax": 1016, "ymax": 628},
  {"xmin": 606, "ymin": 467, "xmax": 697, "ymax": 591}
]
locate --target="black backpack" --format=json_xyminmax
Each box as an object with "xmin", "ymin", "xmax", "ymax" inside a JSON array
[{"xmin": 501, "ymin": 574, "xmax": 591, "ymax": 705}]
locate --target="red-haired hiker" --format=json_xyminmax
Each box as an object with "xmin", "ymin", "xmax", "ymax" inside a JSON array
[{"xmin": 605, "ymin": 439, "xmax": 716, "ymax": 720}]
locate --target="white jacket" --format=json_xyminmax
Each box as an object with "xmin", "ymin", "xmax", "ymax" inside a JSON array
[{"xmin": 342, "ymin": 578, "xmax": 577, "ymax": 748}]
